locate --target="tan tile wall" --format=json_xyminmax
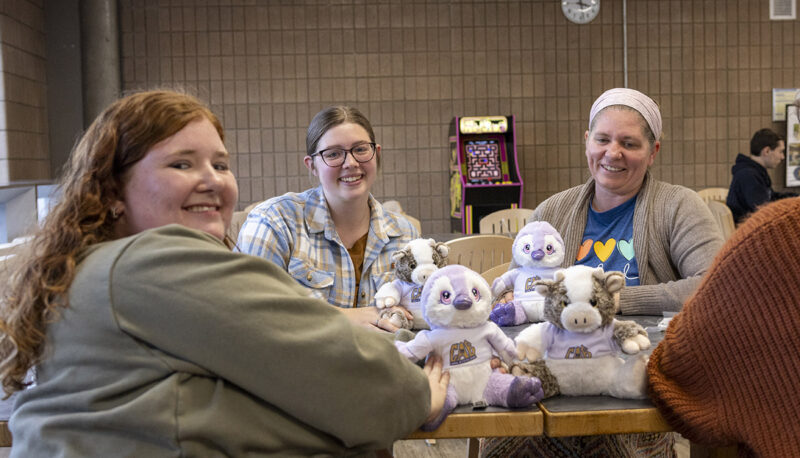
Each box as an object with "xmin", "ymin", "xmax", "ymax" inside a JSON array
[
  {"xmin": 119, "ymin": 0, "xmax": 800, "ymax": 234},
  {"xmin": 0, "ymin": 0, "xmax": 50, "ymax": 185}
]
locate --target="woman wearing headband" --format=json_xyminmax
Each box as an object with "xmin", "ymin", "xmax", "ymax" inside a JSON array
[
  {"xmin": 483, "ymin": 88, "xmax": 724, "ymax": 456},
  {"xmin": 539, "ymin": 87, "xmax": 722, "ymax": 315}
]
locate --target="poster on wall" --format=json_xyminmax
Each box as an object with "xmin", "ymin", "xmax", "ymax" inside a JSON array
[
  {"xmin": 785, "ymin": 104, "xmax": 800, "ymax": 187},
  {"xmin": 773, "ymin": 88, "xmax": 800, "ymax": 121}
]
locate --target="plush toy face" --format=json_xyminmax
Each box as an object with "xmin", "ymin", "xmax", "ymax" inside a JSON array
[
  {"xmin": 392, "ymin": 238, "xmax": 449, "ymax": 285},
  {"xmin": 535, "ymin": 265, "xmax": 624, "ymax": 333},
  {"xmin": 421, "ymin": 265, "xmax": 493, "ymax": 329},
  {"xmin": 511, "ymin": 221, "xmax": 565, "ymax": 269}
]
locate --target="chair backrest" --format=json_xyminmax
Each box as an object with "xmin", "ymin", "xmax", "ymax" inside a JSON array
[
  {"xmin": 706, "ymin": 200, "xmax": 736, "ymax": 240},
  {"xmin": 227, "ymin": 211, "xmax": 248, "ymax": 242},
  {"xmin": 479, "ymin": 208, "xmax": 534, "ymax": 234},
  {"xmin": 227, "ymin": 202, "xmax": 259, "ymax": 242},
  {"xmin": 382, "ymin": 200, "xmax": 422, "ymax": 233},
  {"xmin": 697, "ymin": 187, "xmax": 728, "ymax": 204},
  {"xmin": 445, "ymin": 235, "xmax": 513, "ymax": 273},
  {"xmin": 382, "ymin": 200, "xmax": 404, "ymax": 214},
  {"xmin": 481, "ymin": 262, "xmax": 511, "ymax": 285},
  {"xmin": 403, "ymin": 214, "xmax": 422, "ymax": 234}
]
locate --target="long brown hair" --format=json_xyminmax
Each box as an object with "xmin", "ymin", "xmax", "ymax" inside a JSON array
[{"xmin": 0, "ymin": 90, "xmax": 223, "ymax": 396}]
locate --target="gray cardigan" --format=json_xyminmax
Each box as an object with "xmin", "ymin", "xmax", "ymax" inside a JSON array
[
  {"xmin": 10, "ymin": 225, "xmax": 430, "ymax": 457},
  {"xmin": 532, "ymin": 173, "xmax": 724, "ymax": 315}
]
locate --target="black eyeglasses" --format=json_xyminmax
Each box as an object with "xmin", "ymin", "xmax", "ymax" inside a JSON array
[{"xmin": 311, "ymin": 142, "xmax": 376, "ymax": 167}]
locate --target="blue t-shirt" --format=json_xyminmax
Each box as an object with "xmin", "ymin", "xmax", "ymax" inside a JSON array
[{"xmin": 575, "ymin": 196, "xmax": 640, "ymax": 286}]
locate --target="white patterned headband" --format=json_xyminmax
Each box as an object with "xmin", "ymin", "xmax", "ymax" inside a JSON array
[{"xmin": 589, "ymin": 88, "xmax": 662, "ymax": 141}]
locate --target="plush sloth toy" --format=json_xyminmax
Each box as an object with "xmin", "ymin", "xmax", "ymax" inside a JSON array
[
  {"xmin": 395, "ymin": 264, "xmax": 544, "ymax": 431},
  {"xmin": 490, "ymin": 221, "xmax": 565, "ymax": 326}
]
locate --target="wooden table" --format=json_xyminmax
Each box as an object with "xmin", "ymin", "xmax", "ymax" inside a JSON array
[
  {"xmin": 0, "ymin": 316, "xmax": 734, "ymax": 456},
  {"xmin": 406, "ymin": 405, "xmax": 543, "ymax": 440},
  {"xmin": 0, "ymin": 391, "xmax": 13, "ymax": 447},
  {"xmin": 401, "ymin": 316, "xmax": 694, "ymax": 457}
]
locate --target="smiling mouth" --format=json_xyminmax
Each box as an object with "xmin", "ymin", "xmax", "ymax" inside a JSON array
[
  {"xmin": 600, "ymin": 164, "xmax": 624, "ymax": 172},
  {"xmin": 339, "ymin": 175, "xmax": 363, "ymax": 183},
  {"xmin": 185, "ymin": 205, "xmax": 219, "ymax": 213}
]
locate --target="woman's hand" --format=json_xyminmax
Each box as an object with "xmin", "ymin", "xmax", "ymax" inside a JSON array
[
  {"xmin": 336, "ymin": 306, "xmax": 407, "ymax": 333},
  {"xmin": 494, "ymin": 290, "xmax": 515, "ymax": 305},
  {"xmin": 423, "ymin": 355, "xmax": 450, "ymax": 424},
  {"xmin": 490, "ymin": 356, "xmax": 508, "ymax": 374}
]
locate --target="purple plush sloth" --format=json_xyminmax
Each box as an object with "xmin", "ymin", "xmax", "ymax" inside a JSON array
[
  {"xmin": 395, "ymin": 265, "xmax": 544, "ymax": 431},
  {"xmin": 489, "ymin": 221, "xmax": 565, "ymax": 326}
]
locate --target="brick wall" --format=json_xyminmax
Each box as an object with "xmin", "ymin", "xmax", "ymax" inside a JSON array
[
  {"xmin": 0, "ymin": 0, "xmax": 49, "ymax": 185},
  {"xmin": 118, "ymin": 0, "xmax": 799, "ymax": 233}
]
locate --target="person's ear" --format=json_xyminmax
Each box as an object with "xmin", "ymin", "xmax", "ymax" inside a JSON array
[
  {"xmin": 761, "ymin": 146, "xmax": 771, "ymax": 157},
  {"xmin": 303, "ymin": 156, "xmax": 317, "ymax": 176},
  {"xmin": 110, "ymin": 201, "xmax": 125, "ymax": 219},
  {"xmin": 648, "ymin": 141, "xmax": 660, "ymax": 166},
  {"xmin": 584, "ymin": 130, "xmax": 590, "ymax": 143}
]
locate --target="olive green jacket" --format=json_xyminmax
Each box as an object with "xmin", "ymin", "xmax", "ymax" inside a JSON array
[{"xmin": 10, "ymin": 225, "xmax": 429, "ymax": 457}]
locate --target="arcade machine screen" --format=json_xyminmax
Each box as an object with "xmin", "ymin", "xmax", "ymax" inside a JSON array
[{"xmin": 464, "ymin": 139, "xmax": 503, "ymax": 184}]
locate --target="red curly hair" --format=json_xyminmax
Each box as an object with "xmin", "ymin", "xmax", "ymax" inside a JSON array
[{"xmin": 0, "ymin": 90, "xmax": 225, "ymax": 396}]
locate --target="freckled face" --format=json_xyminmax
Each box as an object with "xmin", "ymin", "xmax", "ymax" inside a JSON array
[
  {"xmin": 585, "ymin": 108, "xmax": 659, "ymax": 202},
  {"xmin": 116, "ymin": 118, "xmax": 238, "ymax": 241},
  {"xmin": 304, "ymin": 122, "xmax": 380, "ymax": 208}
]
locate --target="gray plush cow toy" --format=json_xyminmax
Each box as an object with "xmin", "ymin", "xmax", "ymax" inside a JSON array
[
  {"xmin": 511, "ymin": 265, "xmax": 651, "ymax": 399},
  {"xmin": 374, "ymin": 238, "xmax": 449, "ymax": 329}
]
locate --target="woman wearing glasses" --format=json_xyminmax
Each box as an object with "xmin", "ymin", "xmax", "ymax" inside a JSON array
[{"xmin": 238, "ymin": 106, "xmax": 418, "ymax": 332}]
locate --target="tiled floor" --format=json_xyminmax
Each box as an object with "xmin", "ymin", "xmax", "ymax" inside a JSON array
[
  {"xmin": 394, "ymin": 436, "xmax": 690, "ymax": 457},
  {"xmin": 0, "ymin": 437, "xmax": 689, "ymax": 457},
  {"xmin": 394, "ymin": 439, "xmax": 469, "ymax": 458}
]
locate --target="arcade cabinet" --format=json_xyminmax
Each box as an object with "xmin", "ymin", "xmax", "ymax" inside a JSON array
[{"xmin": 449, "ymin": 115, "xmax": 523, "ymax": 234}]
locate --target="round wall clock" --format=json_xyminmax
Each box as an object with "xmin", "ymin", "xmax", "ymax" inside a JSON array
[{"xmin": 562, "ymin": 0, "xmax": 600, "ymax": 24}]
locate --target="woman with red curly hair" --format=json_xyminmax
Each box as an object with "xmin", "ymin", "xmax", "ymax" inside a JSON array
[{"xmin": 0, "ymin": 90, "xmax": 447, "ymax": 457}]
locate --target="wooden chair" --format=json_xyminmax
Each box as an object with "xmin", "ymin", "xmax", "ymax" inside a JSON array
[
  {"xmin": 479, "ymin": 208, "xmax": 534, "ymax": 234},
  {"xmin": 403, "ymin": 214, "xmax": 422, "ymax": 234},
  {"xmin": 697, "ymin": 187, "xmax": 728, "ymax": 204},
  {"xmin": 445, "ymin": 235, "xmax": 513, "ymax": 273},
  {"xmin": 706, "ymin": 200, "xmax": 736, "ymax": 240},
  {"xmin": 382, "ymin": 200, "xmax": 422, "ymax": 233},
  {"xmin": 481, "ymin": 262, "xmax": 511, "ymax": 285},
  {"xmin": 227, "ymin": 202, "xmax": 258, "ymax": 242}
]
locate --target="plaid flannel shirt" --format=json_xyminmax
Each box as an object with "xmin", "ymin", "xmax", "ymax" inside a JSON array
[{"xmin": 237, "ymin": 186, "xmax": 419, "ymax": 308}]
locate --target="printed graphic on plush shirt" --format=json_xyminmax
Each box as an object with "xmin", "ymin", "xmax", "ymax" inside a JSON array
[
  {"xmin": 449, "ymin": 340, "xmax": 477, "ymax": 365},
  {"xmin": 576, "ymin": 195, "xmax": 640, "ymax": 286},
  {"xmin": 524, "ymin": 276, "xmax": 541, "ymax": 292},
  {"xmin": 512, "ymin": 266, "xmax": 557, "ymax": 302},
  {"xmin": 565, "ymin": 344, "xmax": 592, "ymax": 359},
  {"xmin": 543, "ymin": 323, "xmax": 619, "ymax": 359},
  {"xmin": 410, "ymin": 286, "xmax": 422, "ymax": 302},
  {"xmin": 407, "ymin": 324, "xmax": 506, "ymax": 370}
]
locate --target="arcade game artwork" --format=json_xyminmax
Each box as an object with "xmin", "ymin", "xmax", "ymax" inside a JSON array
[{"xmin": 449, "ymin": 116, "xmax": 523, "ymax": 234}]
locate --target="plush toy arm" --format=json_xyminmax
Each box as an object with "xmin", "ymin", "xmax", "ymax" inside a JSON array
[
  {"xmin": 515, "ymin": 322, "xmax": 547, "ymax": 361},
  {"xmin": 394, "ymin": 330, "xmax": 434, "ymax": 362},
  {"xmin": 612, "ymin": 319, "xmax": 651, "ymax": 355},
  {"xmin": 518, "ymin": 299, "xmax": 545, "ymax": 323},
  {"xmin": 491, "ymin": 270, "xmax": 517, "ymax": 297},
  {"xmin": 486, "ymin": 322, "xmax": 518, "ymax": 364},
  {"xmin": 374, "ymin": 281, "xmax": 401, "ymax": 309}
]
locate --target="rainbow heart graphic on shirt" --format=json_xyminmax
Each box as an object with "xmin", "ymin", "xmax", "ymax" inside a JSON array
[
  {"xmin": 576, "ymin": 239, "xmax": 592, "ymax": 261},
  {"xmin": 618, "ymin": 238, "xmax": 635, "ymax": 260},
  {"xmin": 593, "ymin": 239, "xmax": 616, "ymax": 262}
]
